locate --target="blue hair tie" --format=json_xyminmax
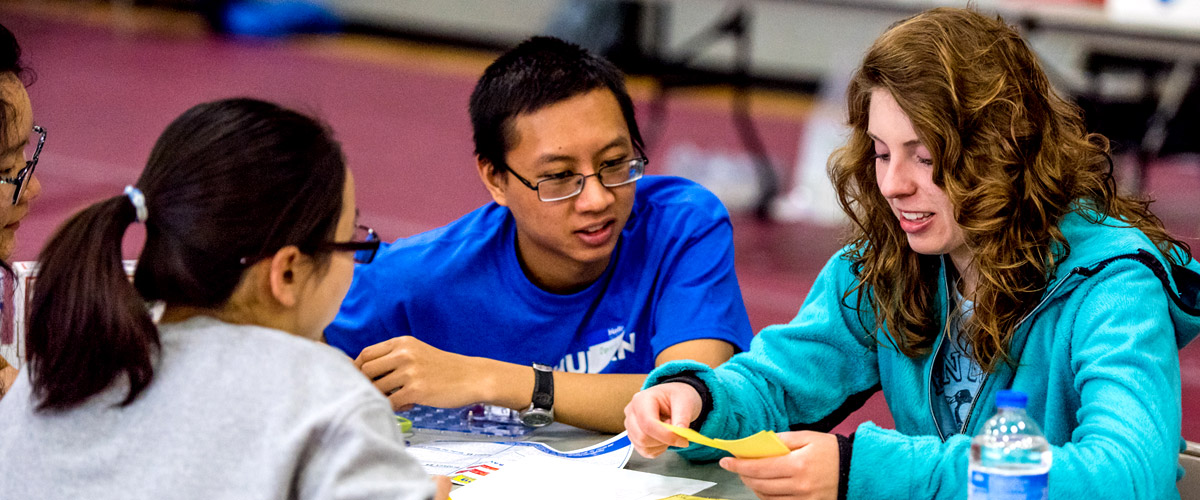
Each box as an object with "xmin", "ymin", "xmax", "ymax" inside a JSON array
[{"xmin": 123, "ymin": 186, "xmax": 148, "ymax": 223}]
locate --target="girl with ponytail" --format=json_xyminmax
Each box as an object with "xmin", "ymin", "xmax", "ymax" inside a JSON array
[{"xmin": 0, "ymin": 98, "xmax": 447, "ymax": 500}]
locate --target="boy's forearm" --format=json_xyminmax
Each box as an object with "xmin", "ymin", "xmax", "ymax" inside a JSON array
[
  {"xmin": 552, "ymin": 373, "xmax": 648, "ymax": 433},
  {"xmin": 479, "ymin": 360, "xmax": 643, "ymax": 433},
  {"xmin": 548, "ymin": 339, "xmax": 736, "ymax": 433},
  {"xmin": 480, "ymin": 340, "xmax": 737, "ymax": 434}
]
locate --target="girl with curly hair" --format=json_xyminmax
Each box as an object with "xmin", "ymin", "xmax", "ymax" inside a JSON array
[
  {"xmin": 0, "ymin": 22, "xmax": 43, "ymax": 400},
  {"xmin": 625, "ymin": 8, "xmax": 1200, "ymax": 499}
]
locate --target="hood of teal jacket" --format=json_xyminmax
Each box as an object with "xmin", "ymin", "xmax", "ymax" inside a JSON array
[
  {"xmin": 952, "ymin": 211, "xmax": 1200, "ymax": 441},
  {"xmin": 1051, "ymin": 211, "xmax": 1200, "ymax": 349}
]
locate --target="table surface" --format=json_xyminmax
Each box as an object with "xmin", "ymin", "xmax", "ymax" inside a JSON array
[{"xmin": 411, "ymin": 423, "xmax": 755, "ymax": 500}]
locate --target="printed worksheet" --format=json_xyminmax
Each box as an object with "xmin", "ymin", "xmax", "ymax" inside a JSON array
[
  {"xmin": 449, "ymin": 456, "xmax": 715, "ymax": 500},
  {"xmin": 408, "ymin": 432, "xmax": 633, "ymax": 485}
]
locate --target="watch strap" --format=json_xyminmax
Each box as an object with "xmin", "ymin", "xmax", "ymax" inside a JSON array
[{"xmin": 530, "ymin": 363, "xmax": 554, "ymax": 410}]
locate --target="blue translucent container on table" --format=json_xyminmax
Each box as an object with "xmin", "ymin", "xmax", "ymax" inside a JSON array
[{"xmin": 968, "ymin": 390, "xmax": 1052, "ymax": 500}]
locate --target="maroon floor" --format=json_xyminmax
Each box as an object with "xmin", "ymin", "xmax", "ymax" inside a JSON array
[{"xmin": 5, "ymin": 10, "xmax": 1199, "ymax": 438}]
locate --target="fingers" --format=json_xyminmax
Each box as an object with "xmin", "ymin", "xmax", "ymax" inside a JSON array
[
  {"xmin": 353, "ymin": 337, "xmax": 395, "ymax": 369},
  {"xmin": 635, "ymin": 400, "xmax": 688, "ymax": 448},
  {"xmin": 352, "ymin": 342, "xmax": 421, "ymax": 410},
  {"xmin": 386, "ymin": 384, "xmax": 422, "ymax": 412},
  {"xmin": 357, "ymin": 338, "xmax": 416, "ymax": 379},
  {"xmin": 631, "ymin": 441, "xmax": 669, "ymax": 459},
  {"xmin": 372, "ymin": 369, "xmax": 410, "ymax": 399},
  {"xmin": 651, "ymin": 419, "xmax": 689, "ymax": 449},
  {"xmin": 739, "ymin": 475, "xmax": 800, "ymax": 499},
  {"xmin": 721, "ymin": 456, "xmax": 805, "ymax": 499},
  {"xmin": 654, "ymin": 383, "xmax": 703, "ymax": 446},
  {"xmin": 382, "ymin": 374, "xmax": 458, "ymax": 411},
  {"xmin": 719, "ymin": 456, "xmax": 791, "ymax": 480},
  {"xmin": 362, "ymin": 344, "xmax": 480, "ymax": 411},
  {"xmin": 720, "ymin": 433, "xmax": 841, "ymax": 500},
  {"xmin": 431, "ymin": 475, "xmax": 451, "ymax": 500},
  {"xmin": 623, "ymin": 385, "xmax": 699, "ymax": 458},
  {"xmin": 775, "ymin": 430, "xmax": 819, "ymax": 450},
  {"xmin": 626, "ymin": 415, "xmax": 679, "ymax": 458},
  {"xmin": 380, "ymin": 369, "xmax": 437, "ymax": 411},
  {"xmin": 623, "ymin": 397, "xmax": 670, "ymax": 458},
  {"xmin": 735, "ymin": 470, "xmax": 828, "ymax": 499}
]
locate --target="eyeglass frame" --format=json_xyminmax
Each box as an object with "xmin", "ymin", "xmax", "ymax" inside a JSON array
[
  {"xmin": 239, "ymin": 224, "xmax": 382, "ymax": 266},
  {"xmin": 0, "ymin": 125, "xmax": 45, "ymax": 205},
  {"xmin": 500, "ymin": 156, "xmax": 648, "ymax": 202},
  {"xmin": 317, "ymin": 224, "xmax": 381, "ymax": 264}
]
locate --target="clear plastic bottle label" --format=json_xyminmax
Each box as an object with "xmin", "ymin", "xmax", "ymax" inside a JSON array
[{"xmin": 967, "ymin": 469, "xmax": 1048, "ymax": 500}]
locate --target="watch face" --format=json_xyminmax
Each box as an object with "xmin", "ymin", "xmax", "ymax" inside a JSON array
[{"xmin": 520, "ymin": 409, "xmax": 554, "ymax": 427}]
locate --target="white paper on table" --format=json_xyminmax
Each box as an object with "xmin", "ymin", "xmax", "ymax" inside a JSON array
[
  {"xmin": 450, "ymin": 456, "xmax": 715, "ymax": 500},
  {"xmin": 408, "ymin": 431, "xmax": 632, "ymax": 484}
]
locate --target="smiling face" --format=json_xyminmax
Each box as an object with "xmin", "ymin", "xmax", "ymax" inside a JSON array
[
  {"xmin": 479, "ymin": 88, "xmax": 637, "ymax": 293},
  {"xmin": 0, "ymin": 73, "xmax": 40, "ymax": 261},
  {"xmin": 869, "ymin": 88, "xmax": 968, "ymax": 266}
]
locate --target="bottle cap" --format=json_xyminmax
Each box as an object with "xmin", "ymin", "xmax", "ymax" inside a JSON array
[{"xmin": 996, "ymin": 390, "xmax": 1027, "ymax": 409}]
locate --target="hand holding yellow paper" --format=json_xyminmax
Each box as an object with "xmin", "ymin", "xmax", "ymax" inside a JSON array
[{"xmin": 658, "ymin": 421, "xmax": 790, "ymax": 458}]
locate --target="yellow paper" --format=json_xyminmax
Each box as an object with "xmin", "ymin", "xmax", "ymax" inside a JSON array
[{"xmin": 658, "ymin": 421, "xmax": 790, "ymax": 459}]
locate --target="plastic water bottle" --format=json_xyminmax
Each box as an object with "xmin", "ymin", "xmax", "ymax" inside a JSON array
[{"xmin": 968, "ymin": 390, "xmax": 1052, "ymax": 500}]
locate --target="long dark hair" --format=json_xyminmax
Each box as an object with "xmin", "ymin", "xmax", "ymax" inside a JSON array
[{"xmin": 25, "ymin": 98, "xmax": 347, "ymax": 411}]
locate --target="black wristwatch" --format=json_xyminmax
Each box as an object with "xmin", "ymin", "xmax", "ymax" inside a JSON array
[{"xmin": 519, "ymin": 363, "xmax": 555, "ymax": 427}]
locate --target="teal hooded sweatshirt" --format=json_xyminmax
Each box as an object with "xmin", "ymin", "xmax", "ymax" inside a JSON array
[{"xmin": 648, "ymin": 211, "xmax": 1200, "ymax": 499}]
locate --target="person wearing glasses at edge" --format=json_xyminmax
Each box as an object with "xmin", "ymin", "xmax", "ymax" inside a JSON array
[
  {"xmin": 0, "ymin": 98, "xmax": 449, "ymax": 500},
  {"xmin": 0, "ymin": 23, "xmax": 43, "ymax": 401},
  {"xmin": 323, "ymin": 36, "xmax": 753, "ymax": 433},
  {"xmin": 623, "ymin": 9, "xmax": 1200, "ymax": 500}
]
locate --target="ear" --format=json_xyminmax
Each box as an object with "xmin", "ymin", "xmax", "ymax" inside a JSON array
[
  {"xmin": 476, "ymin": 156, "xmax": 509, "ymax": 207},
  {"xmin": 267, "ymin": 245, "xmax": 306, "ymax": 308}
]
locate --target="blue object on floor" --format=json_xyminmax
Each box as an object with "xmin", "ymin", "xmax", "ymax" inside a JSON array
[{"xmin": 223, "ymin": 1, "xmax": 342, "ymax": 38}]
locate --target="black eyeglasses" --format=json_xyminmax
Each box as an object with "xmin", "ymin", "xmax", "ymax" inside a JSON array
[
  {"xmin": 1, "ymin": 125, "xmax": 45, "ymax": 205},
  {"xmin": 318, "ymin": 224, "xmax": 381, "ymax": 264},
  {"xmin": 239, "ymin": 225, "xmax": 381, "ymax": 266},
  {"xmin": 505, "ymin": 157, "xmax": 647, "ymax": 202}
]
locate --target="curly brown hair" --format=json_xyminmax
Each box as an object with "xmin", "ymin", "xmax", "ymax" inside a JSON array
[{"xmin": 828, "ymin": 8, "xmax": 1191, "ymax": 371}]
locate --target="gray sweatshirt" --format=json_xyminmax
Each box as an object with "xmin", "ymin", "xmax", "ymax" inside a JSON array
[{"xmin": 0, "ymin": 316, "xmax": 435, "ymax": 500}]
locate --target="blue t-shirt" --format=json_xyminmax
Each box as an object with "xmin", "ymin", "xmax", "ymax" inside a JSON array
[{"xmin": 325, "ymin": 175, "xmax": 753, "ymax": 373}]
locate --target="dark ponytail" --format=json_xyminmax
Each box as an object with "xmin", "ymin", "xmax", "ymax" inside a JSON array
[
  {"xmin": 27, "ymin": 198, "xmax": 157, "ymax": 410},
  {"xmin": 25, "ymin": 98, "xmax": 346, "ymax": 411}
]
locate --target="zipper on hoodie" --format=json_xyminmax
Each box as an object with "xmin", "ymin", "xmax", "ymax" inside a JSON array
[
  {"xmin": 931, "ymin": 265, "xmax": 1082, "ymax": 440},
  {"xmin": 928, "ymin": 262, "xmax": 954, "ymax": 442},
  {"xmin": 928, "ymin": 331, "xmax": 949, "ymax": 441},
  {"xmin": 957, "ymin": 373, "xmax": 988, "ymax": 436}
]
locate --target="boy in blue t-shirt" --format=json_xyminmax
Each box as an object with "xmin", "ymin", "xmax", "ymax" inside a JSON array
[{"xmin": 324, "ymin": 36, "xmax": 753, "ymax": 433}]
